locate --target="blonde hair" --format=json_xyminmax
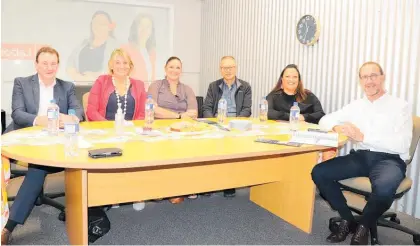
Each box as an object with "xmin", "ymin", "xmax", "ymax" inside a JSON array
[{"xmin": 108, "ymin": 49, "xmax": 134, "ymax": 75}]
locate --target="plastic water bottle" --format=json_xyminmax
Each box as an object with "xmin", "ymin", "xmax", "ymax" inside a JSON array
[
  {"xmin": 259, "ymin": 96, "xmax": 268, "ymax": 122},
  {"xmin": 47, "ymin": 99, "xmax": 59, "ymax": 136},
  {"xmin": 144, "ymin": 94, "xmax": 154, "ymax": 131},
  {"xmin": 289, "ymin": 102, "xmax": 300, "ymax": 131},
  {"xmin": 115, "ymin": 103, "xmax": 124, "ymax": 134},
  {"xmin": 64, "ymin": 109, "xmax": 79, "ymax": 157},
  {"xmin": 217, "ymin": 98, "xmax": 227, "ymax": 124}
]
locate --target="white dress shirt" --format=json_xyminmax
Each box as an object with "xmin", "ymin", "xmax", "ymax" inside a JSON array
[
  {"xmin": 33, "ymin": 78, "xmax": 56, "ymax": 125},
  {"xmin": 319, "ymin": 93, "xmax": 412, "ymax": 160}
]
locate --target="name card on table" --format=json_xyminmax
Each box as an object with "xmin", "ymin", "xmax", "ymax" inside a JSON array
[{"xmin": 289, "ymin": 130, "xmax": 339, "ymax": 147}]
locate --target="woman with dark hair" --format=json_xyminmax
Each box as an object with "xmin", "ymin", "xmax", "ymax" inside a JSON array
[
  {"xmin": 267, "ymin": 64, "xmax": 325, "ymax": 124},
  {"xmin": 148, "ymin": 56, "xmax": 197, "ymax": 120},
  {"xmin": 67, "ymin": 11, "xmax": 119, "ymax": 82},
  {"xmin": 147, "ymin": 56, "xmax": 198, "ymax": 204},
  {"xmin": 122, "ymin": 13, "xmax": 156, "ymax": 90}
]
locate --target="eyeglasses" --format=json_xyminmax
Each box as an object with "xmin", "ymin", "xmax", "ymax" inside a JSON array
[
  {"xmin": 360, "ymin": 73, "xmax": 381, "ymax": 81},
  {"xmin": 221, "ymin": 66, "xmax": 236, "ymax": 71}
]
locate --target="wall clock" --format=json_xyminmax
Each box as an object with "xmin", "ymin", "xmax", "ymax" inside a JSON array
[{"xmin": 296, "ymin": 15, "xmax": 320, "ymax": 46}]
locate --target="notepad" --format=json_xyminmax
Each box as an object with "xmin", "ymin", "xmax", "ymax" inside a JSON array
[{"xmin": 289, "ymin": 130, "xmax": 339, "ymax": 147}]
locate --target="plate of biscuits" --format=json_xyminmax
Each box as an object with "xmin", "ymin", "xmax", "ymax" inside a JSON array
[{"xmin": 168, "ymin": 121, "xmax": 215, "ymax": 134}]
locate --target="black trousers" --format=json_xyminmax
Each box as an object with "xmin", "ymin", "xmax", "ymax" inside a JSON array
[{"xmin": 311, "ymin": 149, "xmax": 406, "ymax": 227}]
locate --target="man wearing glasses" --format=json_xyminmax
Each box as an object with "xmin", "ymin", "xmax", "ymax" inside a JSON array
[
  {"xmin": 311, "ymin": 62, "xmax": 412, "ymax": 244},
  {"xmin": 202, "ymin": 56, "xmax": 252, "ymax": 197}
]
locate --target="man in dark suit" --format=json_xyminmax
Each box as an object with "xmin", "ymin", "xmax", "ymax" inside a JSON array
[
  {"xmin": 202, "ymin": 56, "xmax": 252, "ymax": 198},
  {"xmin": 2, "ymin": 47, "xmax": 83, "ymax": 244}
]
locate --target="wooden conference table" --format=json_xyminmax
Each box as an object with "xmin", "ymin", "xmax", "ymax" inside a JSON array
[{"xmin": 1, "ymin": 119, "xmax": 346, "ymax": 245}]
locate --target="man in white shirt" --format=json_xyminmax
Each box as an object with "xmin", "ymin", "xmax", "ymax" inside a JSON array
[
  {"xmin": 311, "ymin": 62, "xmax": 412, "ymax": 245},
  {"xmin": 2, "ymin": 47, "xmax": 83, "ymax": 244}
]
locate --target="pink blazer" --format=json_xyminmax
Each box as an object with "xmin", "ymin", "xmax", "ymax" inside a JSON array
[{"xmin": 87, "ymin": 74, "xmax": 146, "ymax": 121}]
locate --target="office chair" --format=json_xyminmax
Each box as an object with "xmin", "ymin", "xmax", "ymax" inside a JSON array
[
  {"xmin": 329, "ymin": 116, "xmax": 420, "ymax": 245},
  {"xmin": 196, "ymin": 96, "xmax": 204, "ymax": 118},
  {"xmin": 83, "ymin": 92, "xmax": 90, "ymax": 121},
  {"xmin": 1, "ymin": 109, "xmax": 5, "ymax": 134},
  {"xmin": 7, "ymin": 170, "xmax": 66, "ymax": 221}
]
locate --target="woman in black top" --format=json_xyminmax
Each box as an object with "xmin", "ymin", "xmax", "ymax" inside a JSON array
[{"xmin": 267, "ymin": 64, "xmax": 325, "ymax": 124}]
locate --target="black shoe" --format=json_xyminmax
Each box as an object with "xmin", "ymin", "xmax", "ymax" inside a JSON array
[
  {"xmin": 200, "ymin": 192, "xmax": 212, "ymax": 197},
  {"xmin": 350, "ymin": 224, "xmax": 369, "ymax": 245},
  {"xmin": 326, "ymin": 219, "xmax": 356, "ymax": 243},
  {"xmin": 223, "ymin": 189, "xmax": 236, "ymax": 198}
]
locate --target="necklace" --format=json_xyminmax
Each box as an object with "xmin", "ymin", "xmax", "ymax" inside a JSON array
[{"xmin": 112, "ymin": 76, "xmax": 129, "ymax": 116}]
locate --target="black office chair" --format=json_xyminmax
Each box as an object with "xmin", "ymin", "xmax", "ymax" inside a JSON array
[
  {"xmin": 196, "ymin": 96, "xmax": 204, "ymax": 118},
  {"xmin": 1, "ymin": 109, "xmax": 5, "ymax": 134},
  {"xmin": 329, "ymin": 116, "xmax": 420, "ymax": 245},
  {"xmin": 3, "ymin": 109, "xmax": 66, "ymax": 222}
]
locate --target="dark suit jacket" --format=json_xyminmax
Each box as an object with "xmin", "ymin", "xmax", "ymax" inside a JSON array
[
  {"xmin": 202, "ymin": 78, "xmax": 252, "ymax": 118},
  {"xmin": 267, "ymin": 90, "xmax": 325, "ymax": 124},
  {"xmin": 6, "ymin": 74, "xmax": 83, "ymax": 132}
]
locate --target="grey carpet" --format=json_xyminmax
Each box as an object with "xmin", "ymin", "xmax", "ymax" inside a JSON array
[{"xmin": 8, "ymin": 188, "xmax": 420, "ymax": 245}]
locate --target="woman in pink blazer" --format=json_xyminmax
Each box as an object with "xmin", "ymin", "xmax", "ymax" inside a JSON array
[{"xmin": 87, "ymin": 49, "xmax": 146, "ymax": 121}]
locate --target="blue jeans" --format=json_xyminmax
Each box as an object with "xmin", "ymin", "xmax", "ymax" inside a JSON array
[{"xmin": 311, "ymin": 149, "xmax": 406, "ymax": 227}]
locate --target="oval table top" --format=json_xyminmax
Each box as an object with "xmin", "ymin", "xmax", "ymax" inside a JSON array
[{"xmin": 1, "ymin": 118, "xmax": 347, "ymax": 170}]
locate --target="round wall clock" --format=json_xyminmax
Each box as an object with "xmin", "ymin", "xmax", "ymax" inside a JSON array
[{"xmin": 296, "ymin": 15, "xmax": 320, "ymax": 46}]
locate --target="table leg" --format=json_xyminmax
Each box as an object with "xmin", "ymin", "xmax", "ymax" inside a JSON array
[
  {"xmin": 65, "ymin": 169, "xmax": 88, "ymax": 245},
  {"xmin": 250, "ymin": 151, "xmax": 318, "ymax": 233}
]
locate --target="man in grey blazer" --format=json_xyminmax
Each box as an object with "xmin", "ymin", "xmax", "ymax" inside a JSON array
[
  {"xmin": 2, "ymin": 47, "xmax": 83, "ymax": 244},
  {"xmin": 202, "ymin": 56, "xmax": 252, "ymax": 198}
]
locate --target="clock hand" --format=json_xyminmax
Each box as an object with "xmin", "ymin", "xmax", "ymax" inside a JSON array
[{"xmin": 303, "ymin": 26, "xmax": 309, "ymax": 41}]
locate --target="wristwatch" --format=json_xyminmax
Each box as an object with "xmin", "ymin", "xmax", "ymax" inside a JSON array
[{"xmin": 178, "ymin": 113, "xmax": 181, "ymax": 119}]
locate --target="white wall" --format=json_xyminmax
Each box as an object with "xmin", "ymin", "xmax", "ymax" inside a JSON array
[
  {"xmin": 200, "ymin": 0, "xmax": 420, "ymax": 218},
  {"xmin": 0, "ymin": 0, "xmax": 202, "ymax": 115}
]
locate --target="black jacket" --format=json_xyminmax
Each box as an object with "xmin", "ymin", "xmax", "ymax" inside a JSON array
[
  {"xmin": 267, "ymin": 90, "xmax": 325, "ymax": 124},
  {"xmin": 202, "ymin": 78, "xmax": 252, "ymax": 118}
]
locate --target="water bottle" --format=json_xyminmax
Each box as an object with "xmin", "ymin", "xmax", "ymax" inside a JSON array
[
  {"xmin": 259, "ymin": 96, "xmax": 268, "ymax": 122},
  {"xmin": 217, "ymin": 98, "xmax": 227, "ymax": 124},
  {"xmin": 115, "ymin": 103, "xmax": 124, "ymax": 134},
  {"xmin": 47, "ymin": 99, "xmax": 59, "ymax": 136},
  {"xmin": 64, "ymin": 109, "xmax": 79, "ymax": 157},
  {"xmin": 144, "ymin": 94, "xmax": 154, "ymax": 131},
  {"xmin": 289, "ymin": 102, "xmax": 300, "ymax": 131}
]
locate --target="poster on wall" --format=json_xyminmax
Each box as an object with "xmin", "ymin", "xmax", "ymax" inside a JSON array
[{"xmin": 1, "ymin": 0, "xmax": 174, "ymax": 89}]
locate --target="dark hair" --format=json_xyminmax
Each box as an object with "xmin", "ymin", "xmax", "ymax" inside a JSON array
[
  {"xmin": 36, "ymin": 46, "xmax": 60, "ymax": 64},
  {"xmin": 165, "ymin": 56, "xmax": 182, "ymax": 66},
  {"xmin": 90, "ymin": 11, "xmax": 114, "ymax": 40},
  {"xmin": 359, "ymin": 61, "xmax": 384, "ymax": 78},
  {"xmin": 128, "ymin": 13, "xmax": 156, "ymax": 52},
  {"xmin": 271, "ymin": 64, "xmax": 308, "ymax": 102}
]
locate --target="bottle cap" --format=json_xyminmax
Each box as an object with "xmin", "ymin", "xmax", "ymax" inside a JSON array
[
  {"xmin": 148, "ymin": 94, "xmax": 152, "ymax": 99},
  {"xmin": 50, "ymin": 99, "xmax": 56, "ymax": 103},
  {"xmin": 293, "ymin": 102, "xmax": 298, "ymax": 106},
  {"xmin": 68, "ymin": 109, "xmax": 76, "ymax": 115},
  {"xmin": 117, "ymin": 103, "xmax": 123, "ymax": 114}
]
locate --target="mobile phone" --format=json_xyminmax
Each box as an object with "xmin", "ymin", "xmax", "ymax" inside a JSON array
[
  {"xmin": 254, "ymin": 138, "xmax": 302, "ymax": 147},
  {"xmin": 88, "ymin": 148, "xmax": 123, "ymax": 159}
]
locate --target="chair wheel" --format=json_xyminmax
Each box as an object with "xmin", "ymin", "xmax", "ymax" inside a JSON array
[
  {"xmin": 58, "ymin": 212, "xmax": 66, "ymax": 222},
  {"xmin": 413, "ymin": 235, "xmax": 420, "ymax": 245},
  {"xmin": 390, "ymin": 216, "xmax": 400, "ymax": 224},
  {"xmin": 329, "ymin": 221, "xmax": 339, "ymax": 233}
]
